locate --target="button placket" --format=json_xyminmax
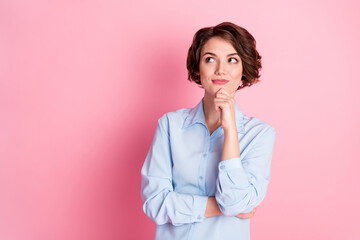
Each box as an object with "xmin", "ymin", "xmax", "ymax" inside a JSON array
[{"xmin": 199, "ymin": 130, "xmax": 210, "ymax": 194}]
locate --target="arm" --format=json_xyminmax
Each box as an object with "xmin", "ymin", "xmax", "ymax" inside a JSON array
[
  {"xmin": 205, "ymin": 197, "xmax": 222, "ymax": 218},
  {"xmin": 210, "ymin": 88, "xmax": 268, "ymax": 218},
  {"xmin": 205, "ymin": 197, "xmax": 258, "ymax": 219},
  {"xmin": 221, "ymin": 128, "xmax": 240, "ymax": 161},
  {"xmin": 215, "ymin": 127, "xmax": 276, "ymax": 216},
  {"xmin": 141, "ymin": 114, "xmax": 208, "ymax": 226}
]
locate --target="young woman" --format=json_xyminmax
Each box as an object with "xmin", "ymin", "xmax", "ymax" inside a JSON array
[{"xmin": 141, "ymin": 22, "xmax": 276, "ymax": 240}]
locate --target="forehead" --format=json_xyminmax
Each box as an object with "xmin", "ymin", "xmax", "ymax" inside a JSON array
[{"xmin": 201, "ymin": 37, "xmax": 237, "ymax": 55}]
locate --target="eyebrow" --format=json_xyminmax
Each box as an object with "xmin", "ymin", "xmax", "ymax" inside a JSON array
[{"xmin": 202, "ymin": 52, "xmax": 239, "ymax": 57}]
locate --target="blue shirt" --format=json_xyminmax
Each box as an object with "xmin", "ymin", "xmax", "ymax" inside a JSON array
[{"xmin": 140, "ymin": 98, "xmax": 276, "ymax": 240}]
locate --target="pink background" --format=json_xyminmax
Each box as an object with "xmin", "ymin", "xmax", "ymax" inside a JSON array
[{"xmin": 1, "ymin": 0, "xmax": 359, "ymax": 239}]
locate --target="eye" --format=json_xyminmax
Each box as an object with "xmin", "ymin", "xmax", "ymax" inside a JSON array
[
  {"xmin": 229, "ymin": 57, "xmax": 238, "ymax": 63},
  {"xmin": 205, "ymin": 57, "xmax": 215, "ymax": 63}
]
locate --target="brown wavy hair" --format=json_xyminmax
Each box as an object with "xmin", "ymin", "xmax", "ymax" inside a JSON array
[{"xmin": 186, "ymin": 22, "xmax": 262, "ymax": 90}]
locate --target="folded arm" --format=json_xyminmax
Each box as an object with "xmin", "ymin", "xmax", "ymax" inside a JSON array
[{"xmin": 215, "ymin": 127, "xmax": 276, "ymax": 216}]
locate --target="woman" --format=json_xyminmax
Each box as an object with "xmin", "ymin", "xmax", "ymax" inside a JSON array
[{"xmin": 140, "ymin": 22, "xmax": 276, "ymax": 240}]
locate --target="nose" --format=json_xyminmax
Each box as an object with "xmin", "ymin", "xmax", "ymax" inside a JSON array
[{"xmin": 215, "ymin": 61, "xmax": 226, "ymax": 75}]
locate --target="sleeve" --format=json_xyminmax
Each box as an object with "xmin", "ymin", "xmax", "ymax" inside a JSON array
[
  {"xmin": 215, "ymin": 126, "xmax": 276, "ymax": 217},
  {"xmin": 140, "ymin": 114, "xmax": 209, "ymax": 226}
]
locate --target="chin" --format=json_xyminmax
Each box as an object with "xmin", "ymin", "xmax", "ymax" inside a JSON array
[{"xmin": 204, "ymin": 87, "xmax": 221, "ymax": 97}]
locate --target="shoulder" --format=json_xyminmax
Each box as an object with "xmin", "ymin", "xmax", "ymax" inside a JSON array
[
  {"xmin": 157, "ymin": 107, "xmax": 191, "ymax": 129},
  {"xmin": 242, "ymin": 114, "xmax": 276, "ymax": 139}
]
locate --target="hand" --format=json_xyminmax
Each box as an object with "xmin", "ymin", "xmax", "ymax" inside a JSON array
[
  {"xmin": 236, "ymin": 206, "xmax": 258, "ymax": 219},
  {"xmin": 214, "ymin": 88, "xmax": 236, "ymax": 132}
]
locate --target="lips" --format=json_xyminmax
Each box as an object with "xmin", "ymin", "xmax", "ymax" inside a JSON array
[{"xmin": 212, "ymin": 79, "xmax": 229, "ymax": 85}]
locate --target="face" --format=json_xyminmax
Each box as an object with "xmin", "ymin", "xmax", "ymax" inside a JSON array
[{"xmin": 199, "ymin": 36, "xmax": 243, "ymax": 97}]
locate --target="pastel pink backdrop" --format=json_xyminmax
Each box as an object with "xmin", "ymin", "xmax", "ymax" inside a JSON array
[{"xmin": 1, "ymin": 0, "xmax": 359, "ymax": 239}]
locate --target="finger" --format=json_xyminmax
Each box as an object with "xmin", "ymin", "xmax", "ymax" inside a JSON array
[
  {"xmin": 214, "ymin": 100, "xmax": 231, "ymax": 110},
  {"xmin": 214, "ymin": 101, "xmax": 225, "ymax": 111},
  {"xmin": 214, "ymin": 99, "xmax": 234, "ymax": 108},
  {"xmin": 215, "ymin": 92, "xmax": 230, "ymax": 100},
  {"xmin": 236, "ymin": 213, "xmax": 251, "ymax": 219},
  {"xmin": 217, "ymin": 88, "xmax": 230, "ymax": 96},
  {"xmin": 215, "ymin": 90, "xmax": 230, "ymax": 99},
  {"xmin": 214, "ymin": 101, "xmax": 222, "ymax": 110},
  {"xmin": 219, "ymin": 88, "xmax": 236, "ymax": 100},
  {"xmin": 215, "ymin": 89, "xmax": 232, "ymax": 101},
  {"xmin": 220, "ymin": 88, "xmax": 236, "ymax": 97},
  {"xmin": 216, "ymin": 88, "xmax": 226, "ymax": 94},
  {"xmin": 214, "ymin": 96, "xmax": 229, "ymax": 101},
  {"xmin": 215, "ymin": 100, "xmax": 234, "ymax": 110},
  {"xmin": 214, "ymin": 99, "xmax": 229, "ymax": 103}
]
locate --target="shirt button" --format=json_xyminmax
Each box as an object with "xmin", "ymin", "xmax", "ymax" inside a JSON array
[
  {"xmin": 199, "ymin": 176, "xmax": 203, "ymax": 180},
  {"xmin": 197, "ymin": 215, "xmax": 202, "ymax": 220},
  {"xmin": 203, "ymin": 153, "xmax": 207, "ymax": 158},
  {"xmin": 220, "ymin": 165, "xmax": 225, "ymax": 170}
]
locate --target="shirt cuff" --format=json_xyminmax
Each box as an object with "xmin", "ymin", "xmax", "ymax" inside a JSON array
[
  {"xmin": 191, "ymin": 195, "xmax": 209, "ymax": 222},
  {"xmin": 218, "ymin": 157, "xmax": 242, "ymax": 171},
  {"xmin": 218, "ymin": 157, "xmax": 248, "ymax": 187}
]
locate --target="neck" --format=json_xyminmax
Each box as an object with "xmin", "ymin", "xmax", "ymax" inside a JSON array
[{"xmin": 202, "ymin": 92, "xmax": 221, "ymax": 126}]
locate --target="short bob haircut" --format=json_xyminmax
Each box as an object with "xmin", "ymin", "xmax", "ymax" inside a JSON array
[{"xmin": 187, "ymin": 22, "xmax": 262, "ymax": 90}]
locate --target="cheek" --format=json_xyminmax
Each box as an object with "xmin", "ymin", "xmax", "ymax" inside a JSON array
[
  {"xmin": 199, "ymin": 65, "xmax": 207, "ymax": 84},
  {"xmin": 232, "ymin": 66, "xmax": 243, "ymax": 78},
  {"xmin": 199, "ymin": 64, "xmax": 211, "ymax": 76},
  {"xmin": 236, "ymin": 64, "xmax": 243, "ymax": 74}
]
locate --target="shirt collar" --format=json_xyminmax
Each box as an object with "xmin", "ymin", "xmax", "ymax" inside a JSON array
[{"xmin": 182, "ymin": 98, "xmax": 245, "ymax": 134}]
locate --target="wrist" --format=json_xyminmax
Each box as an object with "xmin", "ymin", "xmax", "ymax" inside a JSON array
[
  {"xmin": 223, "ymin": 127, "xmax": 238, "ymax": 135},
  {"xmin": 205, "ymin": 197, "xmax": 222, "ymax": 218},
  {"xmin": 221, "ymin": 128, "xmax": 240, "ymax": 161}
]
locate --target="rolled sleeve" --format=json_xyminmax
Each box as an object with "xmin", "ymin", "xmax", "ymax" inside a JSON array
[
  {"xmin": 191, "ymin": 195, "xmax": 209, "ymax": 222},
  {"xmin": 218, "ymin": 157, "xmax": 249, "ymax": 188},
  {"xmin": 215, "ymin": 127, "xmax": 276, "ymax": 216}
]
